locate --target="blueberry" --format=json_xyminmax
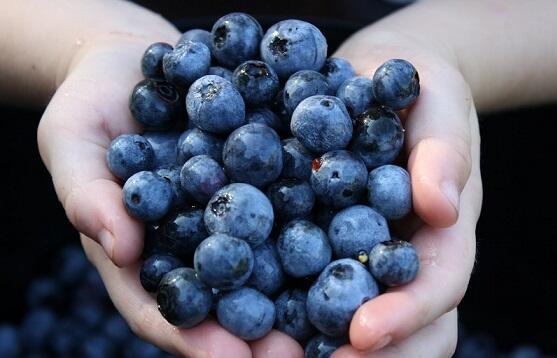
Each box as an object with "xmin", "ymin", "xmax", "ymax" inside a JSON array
[
  {"xmin": 157, "ymin": 267, "xmax": 212, "ymax": 327},
  {"xmin": 176, "ymin": 29, "xmax": 212, "ymax": 50},
  {"xmin": 70, "ymin": 299, "xmax": 106, "ymax": 330},
  {"xmin": 261, "ymin": 20, "xmax": 327, "ymax": 79},
  {"xmin": 49, "ymin": 318, "xmax": 82, "ymax": 356},
  {"xmin": 368, "ymin": 240, "xmax": 419, "ymax": 286},
  {"xmin": 140, "ymin": 254, "xmax": 184, "ymax": 292},
  {"xmin": 159, "ymin": 207, "xmax": 208, "ymax": 259},
  {"xmin": 26, "ymin": 276, "xmax": 61, "ymax": 308},
  {"xmin": 367, "ymin": 165, "xmax": 412, "ymax": 220},
  {"xmin": 211, "ymin": 13, "xmax": 263, "ymax": 68},
  {"xmin": 372, "ymin": 59, "xmax": 420, "ymax": 110},
  {"xmin": 155, "ymin": 166, "xmax": 188, "ymax": 207},
  {"xmin": 291, "ymin": 95, "xmax": 353, "ymax": 153},
  {"xmin": 307, "ymin": 259, "xmax": 379, "ymax": 337},
  {"xmin": 277, "ymin": 220, "xmax": 332, "ymax": 278},
  {"xmin": 20, "ymin": 308, "xmax": 57, "ymax": 350},
  {"xmin": 56, "ymin": 245, "xmax": 89, "ymax": 287},
  {"xmin": 304, "ymin": 334, "xmax": 347, "ymax": 358},
  {"xmin": 0, "ymin": 325, "xmax": 20, "ymax": 357},
  {"xmin": 223, "ymin": 123, "xmax": 283, "ymax": 188},
  {"xmin": 283, "ymin": 70, "xmax": 330, "ymax": 114},
  {"xmin": 310, "ymin": 150, "xmax": 367, "ymax": 208},
  {"xmin": 78, "ymin": 334, "xmax": 116, "ymax": 358},
  {"xmin": 267, "ymin": 179, "xmax": 315, "ymax": 221},
  {"xmin": 208, "ymin": 66, "xmax": 233, "ymax": 81},
  {"xmin": 102, "ymin": 314, "xmax": 132, "ymax": 346},
  {"xmin": 280, "ymin": 138, "xmax": 313, "ymax": 180},
  {"xmin": 186, "ymin": 75, "xmax": 246, "ymax": 134},
  {"xmin": 509, "ymin": 345, "xmax": 542, "ymax": 358},
  {"xmin": 143, "ymin": 131, "xmax": 181, "ymax": 169},
  {"xmin": 328, "ymin": 205, "xmax": 389, "ymax": 263},
  {"xmin": 141, "ymin": 42, "xmax": 173, "ymax": 80},
  {"xmin": 232, "ymin": 60, "xmax": 280, "ymax": 107},
  {"xmin": 194, "ymin": 233, "xmax": 254, "ymax": 289},
  {"xmin": 130, "ymin": 80, "xmax": 183, "ymax": 130},
  {"xmin": 336, "ymin": 76, "xmax": 374, "ymax": 118},
  {"xmin": 274, "ymin": 289, "xmax": 315, "ymax": 342},
  {"xmin": 106, "ymin": 134, "xmax": 155, "ymax": 181},
  {"xmin": 246, "ymin": 107, "xmax": 286, "ymax": 134},
  {"xmin": 217, "ymin": 287, "xmax": 276, "ymax": 340},
  {"xmin": 176, "ymin": 128, "xmax": 224, "ymax": 165},
  {"xmin": 350, "ymin": 106, "xmax": 404, "ymax": 169},
  {"xmin": 311, "ymin": 205, "xmax": 337, "ymax": 233},
  {"xmin": 246, "ymin": 240, "xmax": 285, "ymax": 296},
  {"xmin": 180, "ymin": 155, "xmax": 228, "ymax": 205},
  {"xmin": 124, "ymin": 337, "xmax": 164, "ymax": 358},
  {"xmin": 204, "ymin": 183, "xmax": 274, "ymax": 246},
  {"xmin": 162, "ymin": 40, "xmax": 211, "ymax": 88},
  {"xmin": 320, "ymin": 57, "xmax": 356, "ymax": 94},
  {"xmin": 123, "ymin": 171, "xmax": 174, "ymax": 221}
]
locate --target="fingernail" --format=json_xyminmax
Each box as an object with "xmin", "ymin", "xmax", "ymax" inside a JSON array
[
  {"xmin": 441, "ymin": 180, "xmax": 460, "ymax": 212},
  {"xmin": 371, "ymin": 335, "xmax": 392, "ymax": 351},
  {"xmin": 98, "ymin": 229, "xmax": 115, "ymax": 260}
]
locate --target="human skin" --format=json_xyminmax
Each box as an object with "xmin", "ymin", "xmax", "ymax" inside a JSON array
[{"xmin": 1, "ymin": 0, "xmax": 556, "ymax": 357}]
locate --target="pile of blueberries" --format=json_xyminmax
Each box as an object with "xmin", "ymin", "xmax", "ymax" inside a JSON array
[
  {"xmin": 109, "ymin": 12, "xmax": 421, "ymax": 356},
  {"xmin": 0, "ymin": 245, "xmax": 171, "ymax": 357}
]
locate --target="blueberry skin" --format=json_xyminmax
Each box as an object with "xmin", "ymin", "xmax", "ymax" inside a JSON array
[
  {"xmin": 0, "ymin": 325, "xmax": 20, "ymax": 357},
  {"xmin": 372, "ymin": 59, "xmax": 420, "ymax": 110},
  {"xmin": 291, "ymin": 95, "xmax": 353, "ymax": 153},
  {"xmin": 267, "ymin": 179, "xmax": 315, "ymax": 222},
  {"xmin": 275, "ymin": 289, "xmax": 315, "ymax": 342},
  {"xmin": 232, "ymin": 60, "xmax": 280, "ymax": 107},
  {"xmin": 320, "ymin": 57, "xmax": 356, "ymax": 94},
  {"xmin": 157, "ymin": 267, "xmax": 212, "ymax": 327},
  {"xmin": 246, "ymin": 240, "xmax": 285, "ymax": 296},
  {"xmin": 204, "ymin": 183, "xmax": 274, "ymax": 246},
  {"xmin": 277, "ymin": 219, "xmax": 332, "ymax": 278},
  {"xmin": 208, "ymin": 66, "xmax": 233, "ymax": 81},
  {"xmin": 223, "ymin": 123, "xmax": 283, "ymax": 188},
  {"xmin": 211, "ymin": 13, "xmax": 263, "ymax": 68},
  {"xmin": 260, "ymin": 20, "xmax": 327, "ymax": 79},
  {"xmin": 186, "ymin": 75, "xmax": 246, "ymax": 134},
  {"xmin": 107, "ymin": 134, "xmax": 155, "ymax": 181},
  {"xmin": 162, "ymin": 40, "xmax": 211, "ymax": 88},
  {"xmin": 159, "ymin": 207, "xmax": 208, "ymax": 258},
  {"xmin": 78, "ymin": 334, "xmax": 116, "ymax": 358},
  {"xmin": 155, "ymin": 166, "xmax": 188, "ymax": 207},
  {"xmin": 304, "ymin": 334, "xmax": 347, "ymax": 358},
  {"xmin": 367, "ymin": 165, "xmax": 412, "ymax": 220},
  {"xmin": 194, "ymin": 234, "xmax": 254, "ymax": 289},
  {"xmin": 176, "ymin": 29, "xmax": 212, "ymax": 49},
  {"xmin": 176, "ymin": 128, "xmax": 224, "ymax": 165},
  {"xmin": 328, "ymin": 205, "xmax": 390, "ymax": 260},
  {"xmin": 180, "ymin": 155, "xmax": 229, "ymax": 205},
  {"xmin": 130, "ymin": 79, "xmax": 183, "ymax": 130},
  {"xmin": 310, "ymin": 150, "xmax": 368, "ymax": 209},
  {"xmin": 307, "ymin": 259, "xmax": 379, "ymax": 337},
  {"xmin": 368, "ymin": 240, "xmax": 419, "ymax": 286},
  {"xmin": 350, "ymin": 106, "xmax": 404, "ymax": 169},
  {"xmin": 283, "ymin": 70, "xmax": 330, "ymax": 114},
  {"xmin": 140, "ymin": 254, "xmax": 184, "ymax": 293},
  {"xmin": 281, "ymin": 138, "xmax": 313, "ymax": 180},
  {"xmin": 141, "ymin": 42, "xmax": 173, "ymax": 80},
  {"xmin": 19, "ymin": 308, "xmax": 57, "ymax": 351},
  {"xmin": 143, "ymin": 131, "xmax": 181, "ymax": 169},
  {"xmin": 336, "ymin": 76, "xmax": 375, "ymax": 118},
  {"xmin": 246, "ymin": 107, "xmax": 286, "ymax": 134},
  {"xmin": 123, "ymin": 171, "xmax": 174, "ymax": 221},
  {"xmin": 217, "ymin": 287, "xmax": 276, "ymax": 341}
]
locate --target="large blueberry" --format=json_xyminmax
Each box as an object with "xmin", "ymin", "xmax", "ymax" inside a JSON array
[
  {"xmin": 208, "ymin": 66, "xmax": 233, "ymax": 81},
  {"xmin": 367, "ymin": 165, "xmax": 412, "ymax": 220},
  {"xmin": 328, "ymin": 205, "xmax": 390, "ymax": 260},
  {"xmin": 211, "ymin": 13, "xmax": 263, "ymax": 68},
  {"xmin": 162, "ymin": 40, "xmax": 211, "ymax": 88},
  {"xmin": 204, "ymin": 183, "xmax": 274, "ymax": 246},
  {"xmin": 0, "ymin": 325, "xmax": 20, "ymax": 357},
  {"xmin": 372, "ymin": 59, "xmax": 420, "ymax": 110},
  {"xmin": 291, "ymin": 95, "xmax": 353, "ymax": 153},
  {"xmin": 194, "ymin": 233, "xmax": 254, "ymax": 289},
  {"xmin": 140, "ymin": 254, "xmax": 184, "ymax": 292},
  {"xmin": 186, "ymin": 75, "xmax": 246, "ymax": 134},
  {"xmin": 277, "ymin": 219, "xmax": 332, "ymax": 278},
  {"xmin": 274, "ymin": 289, "xmax": 315, "ymax": 342},
  {"xmin": 176, "ymin": 128, "xmax": 224, "ymax": 165},
  {"xmin": 159, "ymin": 207, "xmax": 208, "ymax": 258},
  {"xmin": 336, "ymin": 76, "xmax": 374, "ymax": 118},
  {"xmin": 310, "ymin": 150, "xmax": 367, "ymax": 208},
  {"xmin": 143, "ymin": 131, "xmax": 181, "ymax": 169},
  {"xmin": 246, "ymin": 107, "xmax": 286, "ymax": 135},
  {"xmin": 232, "ymin": 60, "xmax": 280, "ymax": 107},
  {"xmin": 280, "ymin": 138, "xmax": 313, "ymax": 180},
  {"xmin": 350, "ymin": 106, "xmax": 404, "ymax": 169},
  {"xmin": 260, "ymin": 20, "xmax": 327, "ymax": 79},
  {"xmin": 130, "ymin": 79, "xmax": 182, "ymax": 130},
  {"xmin": 246, "ymin": 240, "xmax": 285, "ymax": 296},
  {"xmin": 283, "ymin": 70, "xmax": 329, "ymax": 114},
  {"xmin": 368, "ymin": 240, "xmax": 419, "ymax": 286},
  {"xmin": 141, "ymin": 42, "xmax": 173, "ymax": 80},
  {"xmin": 155, "ymin": 166, "xmax": 188, "ymax": 207},
  {"xmin": 107, "ymin": 134, "xmax": 155, "ymax": 181},
  {"xmin": 304, "ymin": 334, "xmax": 347, "ymax": 358},
  {"xmin": 176, "ymin": 29, "xmax": 212, "ymax": 50},
  {"xmin": 307, "ymin": 259, "xmax": 379, "ymax": 337},
  {"xmin": 320, "ymin": 57, "xmax": 356, "ymax": 93},
  {"xmin": 223, "ymin": 123, "xmax": 283, "ymax": 188},
  {"xmin": 123, "ymin": 171, "xmax": 173, "ymax": 221},
  {"xmin": 180, "ymin": 155, "xmax": 228, "ymax": 205},
  {"xmin": 267, "ymin": 179, "xmax": 315, "ymax": 222},
  {"xmin": 217, "ymin": 287, "xmax": 276, "ymax": 341},
  {"xmin": 19, "ymin": 308, "xmax": 57, "ymax": 351}
]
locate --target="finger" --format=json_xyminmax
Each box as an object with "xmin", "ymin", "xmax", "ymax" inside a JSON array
[
  {"xmin": 333, "ymin": 310, "xmax": 457, "ymax": 358},
  {"xmin": 81, "ymin": 235, "xmax": 252, "ymax": 358},
  {"xmin": 250, "ymin": 330, "xmax": 304, "ymax": 358}
]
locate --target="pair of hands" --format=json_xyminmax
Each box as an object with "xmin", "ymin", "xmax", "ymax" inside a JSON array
[{"xmin": 37, "ymin": 15, "xmax": 482, "ymax": 358}]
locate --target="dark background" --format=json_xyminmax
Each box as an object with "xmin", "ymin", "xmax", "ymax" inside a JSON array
[{"xmin": 1, "ymin": 0, "xmax": 556, "ymax": 354}]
